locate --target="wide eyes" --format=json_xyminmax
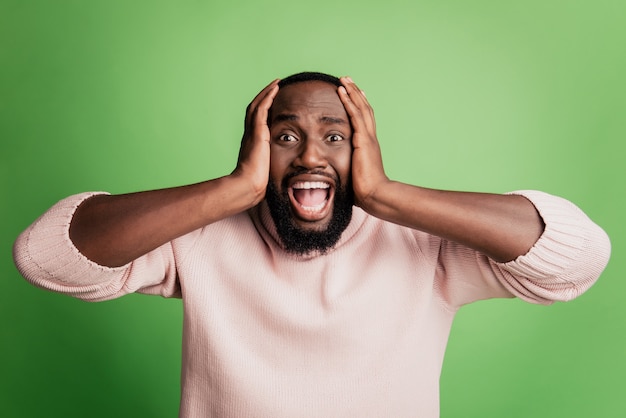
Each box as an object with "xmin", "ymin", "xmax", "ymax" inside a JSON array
[
  {"xmin": 277, "ymin": 134, "xmax": 345, "ymax": 143},
  {"xmin": 279, "ymin": 134, "xmax": 297, "ymax": 142}
]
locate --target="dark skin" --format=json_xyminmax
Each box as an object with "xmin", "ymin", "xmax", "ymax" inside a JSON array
[
  {"xmin": 337, "ymin": 77, "xmax": 544, "ymax": 262},
  {"xmin": 70, "ymin": 77, "xmax": 544, "ymax": 267},
  {"xmin": 269, "ymin": 81, "xmax": 353, "ymax": 231}
]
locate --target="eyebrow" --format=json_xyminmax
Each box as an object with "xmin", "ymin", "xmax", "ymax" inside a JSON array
[
  {"xmin": 272, "ymin": 113, "xmax": 298, "ymax": 123},
  {"xmin": 271, "ymin": 113, "xmax": 348, "ymax": 125},
  {"xmin": 320, "ymin": 116, "xmax": 348, "ymax": 125}
]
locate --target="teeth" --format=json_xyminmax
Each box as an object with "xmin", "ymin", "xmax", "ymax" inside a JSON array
[
  {"xmin": 291, "ymin": 181, "xmax": 330, "ymax": 190},
  {"xmin": 301, "ymin": 202, "xmax": 326, "ymax": 212}
]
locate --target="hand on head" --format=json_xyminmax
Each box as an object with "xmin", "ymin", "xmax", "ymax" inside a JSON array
[
  {"xmin": 234, "ymin": 74, "xmax": 390, "ymax": 219},
  {"xmin": 233, "ymin": 79, "xmax": 280, "ymax": 205},
  {"xmin": 337, "ymin": 76, "xmax": 389, "ymax": 211}
]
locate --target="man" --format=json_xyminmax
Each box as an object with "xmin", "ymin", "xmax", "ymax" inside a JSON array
[{"xmin": 14, "ymin": 72, "xmax": 611, "ymax": 417}]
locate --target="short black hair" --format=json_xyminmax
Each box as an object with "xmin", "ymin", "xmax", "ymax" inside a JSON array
[{"xmin": 278, "ymin": 71, "xmax": 341, "ymax": 88}]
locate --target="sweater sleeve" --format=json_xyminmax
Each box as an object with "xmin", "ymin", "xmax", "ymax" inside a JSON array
[
  {"xmin": 438, "ymin": 190, "xmax": 611, "ymax": 307},
  {"xmin": 13, "ymin": 192, "xmax": 182, "ymax": 302},
  {"xmin": 499, "ymin": 190, "xmax": 611, "ymax": 302}
]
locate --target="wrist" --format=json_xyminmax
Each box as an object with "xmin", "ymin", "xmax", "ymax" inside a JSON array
[
  {"xmin": 225, "ymin": 170, "xmax": 267, "ymax": 209},
  {"xmin": 355, "ymin": 177, "xmax": 393, "ymax": 216}
]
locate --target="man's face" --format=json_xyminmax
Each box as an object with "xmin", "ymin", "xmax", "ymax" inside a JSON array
[{"xmin": 266, "ymin": 81, "xmax": 354, "ymax": 254}]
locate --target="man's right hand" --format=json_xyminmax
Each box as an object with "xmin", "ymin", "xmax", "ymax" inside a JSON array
[
  {"xmin": 232, "ymin": 79, "xmax": 280, "ymax": 205},
  {"xmin": 69, "ymin": 79, "xmax": 280, "ymax": 267}
]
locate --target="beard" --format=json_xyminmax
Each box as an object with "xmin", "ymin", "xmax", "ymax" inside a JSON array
[{"xmin": 265, "ymin": 175, "xmax": 354, "ymax": 256}]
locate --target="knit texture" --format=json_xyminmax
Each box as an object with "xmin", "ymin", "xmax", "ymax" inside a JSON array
[{"xmin": 13, "ymin": 190, "xmax": 611, "ymax": 417}]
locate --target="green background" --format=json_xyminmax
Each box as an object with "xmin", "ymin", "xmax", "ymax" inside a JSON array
[{"xmin": 1, "ymin": 1, "xmax": 624, "ymax": 417}]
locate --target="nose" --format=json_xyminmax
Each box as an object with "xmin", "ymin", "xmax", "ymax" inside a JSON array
[{"xmin": 293, "ymin": 139, "xmax": 327, "ymax": 170}]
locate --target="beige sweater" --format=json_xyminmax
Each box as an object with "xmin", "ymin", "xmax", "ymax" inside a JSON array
[{"xmin": 13, "ymin": 190, "xmax": 610, "ymax": 417}]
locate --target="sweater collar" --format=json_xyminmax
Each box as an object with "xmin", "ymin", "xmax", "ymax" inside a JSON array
[{"xmin": 249, "ymin": 200, "xmax": 368, "ymax": 260}]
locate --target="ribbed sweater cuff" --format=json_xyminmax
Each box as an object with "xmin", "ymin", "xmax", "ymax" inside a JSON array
[
  {"xmin": 502, "ymin": 190, "xmax": 611, "ymax": 300},
  {"xmin": 13, "ymin": 192, "xmax": 129, "ymax": 289}
]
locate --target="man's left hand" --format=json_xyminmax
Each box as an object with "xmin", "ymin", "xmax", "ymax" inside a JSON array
[{"xmin": 338, "ymin": 77, "xmax": 390, "ymax": 212}]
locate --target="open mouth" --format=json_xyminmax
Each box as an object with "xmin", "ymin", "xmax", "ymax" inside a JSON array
[{"xmin": 288, "ymin": 180, "xmax": 334, "ymax": 223}]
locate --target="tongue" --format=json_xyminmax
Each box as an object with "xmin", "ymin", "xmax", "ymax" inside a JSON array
[{"xmin": 293, "ymin": 188, "xmax": 328, "ymax": 207}]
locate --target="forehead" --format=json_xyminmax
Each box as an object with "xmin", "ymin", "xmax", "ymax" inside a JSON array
[{"xmin": 271, "ymin": 81, "xmax": 347, "ymax": 121}]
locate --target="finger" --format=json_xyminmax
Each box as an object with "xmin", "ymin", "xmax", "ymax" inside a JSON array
[
  {"xmin": 340, "ymin": 77, "xmax": 375, "ymax": 127},
  {"xmin": 250, "ymin": 79, "xmax": 280, "ymax": 109},
  {"xmin": 337, "ymin": 85, "xmax": 362, "ymax": 126},
  {"xmin": 338, "ymin": 86, "xmax": 373, "ymax": 141},
  {"xmin": 340, "ymin": 77, "xmax": 370, "ymax": 108},
  {"xmin": 245, "ymin": 79, "xmax": 280, "ymax": 128},
  {"xmin": 252, "ymin": 82, "xmax": 280, "ymax": 133},
  {"xmin": 338, "ymin": 78, "xmax": 376, "ymax": 134},
  {"xmin": 245, "ymin": 79, "xmax": 280, "ymax": 126}
]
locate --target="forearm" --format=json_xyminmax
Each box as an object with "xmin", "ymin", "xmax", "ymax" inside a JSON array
[
  {"xmin": 70, "ymin": 174, "xmax": 261, "ymax": 267},
  {"xmin": 68, "ymin": 80, "xmax": 280, "ymax": 268},
  {"xmin": 362, "ymin": 181, "xmax": 545, "ymax": 262}
]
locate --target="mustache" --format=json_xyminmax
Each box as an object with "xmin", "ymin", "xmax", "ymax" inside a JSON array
[{"xmin": 281, "ymin": 169, "xmax": 338, "ymax": 186}]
